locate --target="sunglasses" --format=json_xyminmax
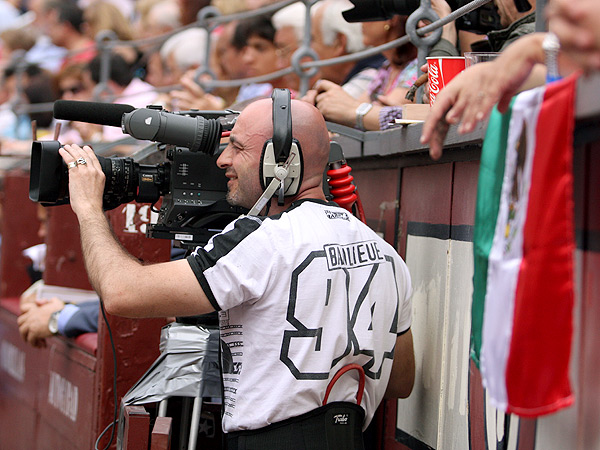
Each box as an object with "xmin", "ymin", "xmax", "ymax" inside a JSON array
[{"xmin": 61, "ymin": 84, "xmax": 85, "ymax": 95}]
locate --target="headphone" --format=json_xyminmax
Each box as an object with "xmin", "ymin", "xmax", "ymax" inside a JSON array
[{"xmin": 259, "ymin": 89, "xmax": 303, "ymax": 204}]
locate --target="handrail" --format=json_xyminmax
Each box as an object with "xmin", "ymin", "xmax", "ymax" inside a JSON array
[{"xmin": 5, "ymin": 0, "xmax": 467, "ymax": 116}]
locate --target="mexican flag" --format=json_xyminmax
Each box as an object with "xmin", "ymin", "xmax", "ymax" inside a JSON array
[{"xmin": 471, "ymin": 75, "xmax": 578, "ymax": 417}]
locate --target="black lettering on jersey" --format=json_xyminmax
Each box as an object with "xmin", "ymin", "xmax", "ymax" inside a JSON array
[
  {"xmin": 324, "ymin": 210, "xmax": 350, "ymax": 221},
  {"xmin": 280, "ymin": 251, "xmax": 399, "ymax": 381},
  {"xmin": 325, "ymin": 241, "xmax": 385, "ymax": 270}
]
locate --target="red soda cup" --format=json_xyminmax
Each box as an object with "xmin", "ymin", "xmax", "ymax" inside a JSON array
[{"xmin": 426, "ymin": 57, "xmax": 466, "ymax": 106}]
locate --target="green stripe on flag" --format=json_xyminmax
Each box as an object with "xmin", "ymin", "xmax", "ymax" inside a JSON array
[{"xmin": 471, "ymin": 99, "xmax": 515, "ymax": 368}]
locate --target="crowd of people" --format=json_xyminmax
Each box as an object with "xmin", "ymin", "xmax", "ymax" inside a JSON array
[{"xmin": 6, "ymin": 0, "xmax": 600, "ymax": 446}]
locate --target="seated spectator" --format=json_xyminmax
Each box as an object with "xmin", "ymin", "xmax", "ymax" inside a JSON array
[
  {"xmin": 82, "ymin": 1, "xmax": 139, "ymax": 67},
  {"xmin": 166, "ymin": 21, "xmax": 245, "ymax": 110},
  {"xmin": 17, "ymin": 204, "xmax": 99, "ymax": 349},
  {"xmin": 231, "ymin": 14, "xmax": 283, "ymax": 104},
  {"xmin": 0, "ymin": 27, "xmax": 37, "ymax": 68},
  {"xmin": 17, "ymin": 295, "xmax": 99, "ymax": 348},
  {"xmin": 21, "ymin": 0, "xmax": 68, "ymax": 73},
  {"xmin": 42, "ymin": 1, "xmax": 97, "ymax": 70},
  {"xmin": 159, "ymin": 28, "xmax": 227, "ymax": 111},
  {"xmin": 305, "ymin": 15, "xmax": 418, "ymax": 131},
  {"xmin": 0, "ymin": 62, "xmax": 54, "ymax": 141},
  {"xmin": 53, "ymin": 62, "xmax": 98, "ymax": 143},
  {"xmin": 272, "ymin": 1, "xmax": 307, "ymax": 92},
  {"xmin": 83, "ymin": 52, "xmax": 159, "ymax": 142},
  {"xmin": 310, "ymin": 0, "xmax": 386, "ymax": 98}
]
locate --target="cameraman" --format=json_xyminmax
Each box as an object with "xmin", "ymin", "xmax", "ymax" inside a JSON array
[
  {"xmin": 430, "ymin": 0, "xmax": 537, "ymax": 54},
  {"xmin": 58, "ymin": 95, "xmax": 415, "ymax": 449}
]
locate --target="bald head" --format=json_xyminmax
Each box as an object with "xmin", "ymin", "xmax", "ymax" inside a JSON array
[
  {"xmin": 218, "ymin": 97, "xmax": 330, "ymax": 213},
  {"xmin": 239, "ymin": 98, "xmax": 330, "ymax": 184}
]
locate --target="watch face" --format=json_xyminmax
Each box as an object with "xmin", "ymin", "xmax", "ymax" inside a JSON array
[
  {"xmin": 48, "ymin": 311, "xmax": 59, "ymax": 335},
  {"xmin": 357, "ymin": 103, "xmax": 372, "ymax": 115}
]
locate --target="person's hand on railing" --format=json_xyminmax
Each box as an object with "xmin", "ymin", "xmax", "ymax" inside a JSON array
[
  {"xmin": 312, "ymin": 79, "xmax": 363, "ymax": 128},
  {"xmin": 168, "ymin": 70, "xmax": 226, "ymax": 111}
]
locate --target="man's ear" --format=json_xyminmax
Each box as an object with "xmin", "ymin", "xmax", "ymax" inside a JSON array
[{"xmin": 334, "ymin": 32, "xmax": 347, "ymax": 57}]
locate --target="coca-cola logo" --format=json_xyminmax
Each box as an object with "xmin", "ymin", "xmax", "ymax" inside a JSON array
[{"xmin": 429, "ymin": 60, "xmax": 441, "ymax": 105}]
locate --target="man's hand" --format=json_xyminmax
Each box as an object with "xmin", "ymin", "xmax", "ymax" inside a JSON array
[
  {"xmin": 169, "ymin": 70, "xmax": 226, "ymax": 111},
  {"xmin": 17, "ymin": 297, "xmax": 65, "ymax": 348},
  {"xmin": 314, "ymin": 79, "xmax": 362, "ymax": 128},
  {"xmin": 58, "ymin": 144, "xmax": 106, "ymax": 218}
]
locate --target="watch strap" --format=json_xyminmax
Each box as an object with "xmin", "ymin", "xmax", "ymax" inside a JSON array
[{"xmin": 355, "ymin": 103, "xmax": 373, "ymax": 131}]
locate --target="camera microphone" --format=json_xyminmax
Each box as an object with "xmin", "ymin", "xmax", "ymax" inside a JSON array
[
  {"xmin": 53, "ymin": 100, "xmax": 135, "ymax": 127},
  {"xmin": 53, "ymin": 100, "xmax": 222, "ymax": 154}
]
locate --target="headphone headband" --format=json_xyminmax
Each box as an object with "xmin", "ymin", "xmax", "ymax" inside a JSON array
[{"xmin": 271, "ymin": 89, "xmax": 293, "ymax": 164}]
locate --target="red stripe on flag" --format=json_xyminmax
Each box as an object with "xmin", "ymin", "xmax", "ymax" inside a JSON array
[{"xmin": 505, "ymin": 75, "xmax": 578, "ymax": 417}]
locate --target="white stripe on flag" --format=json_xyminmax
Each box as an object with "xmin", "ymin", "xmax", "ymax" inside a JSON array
[{"xmin": 479, "ymin": 87, "xmax": 545, "ymax": 411}]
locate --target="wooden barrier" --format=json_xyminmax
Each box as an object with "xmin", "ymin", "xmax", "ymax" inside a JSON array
[{"xmin": 0, "ymin": 169, "xmax": 170, "ymax": 449}]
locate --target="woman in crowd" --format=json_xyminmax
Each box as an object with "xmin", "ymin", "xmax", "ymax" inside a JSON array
[{"xmin": 305, "ymin": 15, "xmax": 418, "ymax": 131}]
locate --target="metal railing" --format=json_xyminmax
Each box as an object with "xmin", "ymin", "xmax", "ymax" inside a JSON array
[{"xmin": 5, "ymin": 0, "xmax": 493, "ymax": 124}]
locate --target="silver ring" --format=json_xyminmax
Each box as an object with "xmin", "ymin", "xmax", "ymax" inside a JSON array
[
  {"xmin": 76, "ymin": 157, "xmax": 87, "ymax": 165},
  {"xmin": 67, "ymin": 161, "xmax": 78, "ymax": 169}
]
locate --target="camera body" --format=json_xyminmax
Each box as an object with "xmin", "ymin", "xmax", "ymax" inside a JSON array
[
  {"xmin": 343, "ymin": 0, "xmax": 502, "ymax": 34},
  {"xmin": 29, "ymin": 106, "xmax": 245, "ymax": 247}
]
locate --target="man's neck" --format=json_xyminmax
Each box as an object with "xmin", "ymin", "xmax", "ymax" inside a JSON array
[{"xmin": 266, "ymin": 188, "xmax": 327, "ymax": 216}]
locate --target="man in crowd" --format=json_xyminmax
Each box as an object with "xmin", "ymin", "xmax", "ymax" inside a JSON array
[
  {"xmin": 57, "ymin": 92, "xmax": 415, "ymax": 448},
  {"xmin": 310, "ymin": 0, "xmax": 385, "ymax": 98}
]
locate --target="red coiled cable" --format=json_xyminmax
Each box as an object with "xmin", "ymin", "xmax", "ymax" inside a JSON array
[{"xmin": 327, "ymin": 163, "xmax": 366, "ymax": 223}]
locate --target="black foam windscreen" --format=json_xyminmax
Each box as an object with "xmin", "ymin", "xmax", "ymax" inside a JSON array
[{"xmin": 53, "ymin": 100, "xmax": 135, "ymax": 127}]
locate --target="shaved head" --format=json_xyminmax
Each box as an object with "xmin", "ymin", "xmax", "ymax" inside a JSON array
[
  {"xmin": 239, "ymin": 98, "xmax": 330, "ymax": 185},
  {"xmin": 217, "ymin": 96, "xmax": 330, "ymax": 213}
]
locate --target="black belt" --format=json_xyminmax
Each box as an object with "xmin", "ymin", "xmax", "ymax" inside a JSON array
[{"xmin": 226, "ymin": 402, "xmax": 366, "ymax": 450}]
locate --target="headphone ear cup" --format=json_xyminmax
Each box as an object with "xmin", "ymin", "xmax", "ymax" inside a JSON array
[
  {"xmin": 260, "ymin": 139, "xmax": 274, "ymax": 191},
  {"xmin": 259, "ymin": 139, "xmax": 303, "ymax": 196}
]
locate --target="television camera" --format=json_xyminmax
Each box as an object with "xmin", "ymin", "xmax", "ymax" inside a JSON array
[{"xmin": 29, "ymin": 100, "xmax": 247, "ymax": 247}]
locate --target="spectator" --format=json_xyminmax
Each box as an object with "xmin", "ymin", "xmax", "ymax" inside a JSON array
[
  {"xmin": 272, "ymin": 1, "xmax": 307, "ymax": 91},
  {"xmin": 22, "ymin": 0, "xmax": 68, "ymax": 73},
  {"xmin": 17, "ymin": 205, "xmax": 99, "ymax": 349},
  {"xmin": 83, "ymin": 52, "xmax": 158, "ymax": 142},
  {"xmin": 232, "ymin": 14, "xmax": 283, "ymax": 103},
  {"xmin": 306, "ymin": 15, "xmax": 419, "ymax": 131},
  {"xmin": 0, "ymin": 27, "xmax": 37, "ymax": 67},
  {"xmin": 310, "ymin": 0, "xmax": 386, "ymax": 98},
  {"xmin": 159, "ymin": 27, "xmax": 207, "ymax": 85},
  {"xmin": 42, "ymin": 1, "xmax": 97, "ymax": 70},
  {"xmin": 0, "ymin": 62, "xmax": 47, "ymax": 140},
  {"xmin": 430, "ymin": 0, "xmax": 537, "ymax": 55},
  {"xmin": 53, "ymin": 62, "xmax": 98, "ymax": 143},
  {"xmin": 211, "ymin": 21, "xmax": 246, "ymax": 105}
]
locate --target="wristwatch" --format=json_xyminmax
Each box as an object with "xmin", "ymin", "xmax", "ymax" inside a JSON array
[
  {"xmin": 355, "ymin": 103, "xmax": 373, "ymax": 131},
  {"xmin": 542, "ymin": 32, "xmax": 561, "ymax": 82},
  {"xmin": 48, "ymin": 310, "xmax": 60, "ymax": 335}
]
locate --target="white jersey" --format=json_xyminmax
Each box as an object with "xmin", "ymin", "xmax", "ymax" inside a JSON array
[{"xmin": 188, "ymin": 199, "xmax": 412, "ymax": 433}]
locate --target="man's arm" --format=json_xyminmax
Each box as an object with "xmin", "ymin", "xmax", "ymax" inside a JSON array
[
  {"xmin": 59, "ymin": 144, "xmax": 215, "ymax": 319},
  {"xmin": 385, "ymin": 329, "xmax": 415, "ymax": 399}
]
